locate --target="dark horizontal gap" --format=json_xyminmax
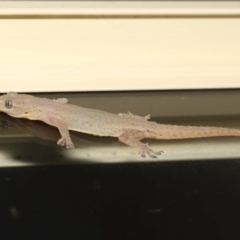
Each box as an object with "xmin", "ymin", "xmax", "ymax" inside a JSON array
[{"xmin": 0, "ymin": 14, "xmax": 240, "ymax": 19}]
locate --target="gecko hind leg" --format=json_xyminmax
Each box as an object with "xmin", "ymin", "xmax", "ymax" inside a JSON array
[{"xmin": 118, "ymin": 130, "xmax": 163, "ymax": 158}]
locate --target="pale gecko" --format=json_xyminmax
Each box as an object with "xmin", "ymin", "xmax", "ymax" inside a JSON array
[{"xmin": 0, "ymin": 92, "xmax": 240, "ymax": 158}]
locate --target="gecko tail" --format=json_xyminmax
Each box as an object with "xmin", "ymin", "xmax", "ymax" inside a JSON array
[{"xmin": 145, "ymin": 125, "xmax": 240, "ymax": 140}]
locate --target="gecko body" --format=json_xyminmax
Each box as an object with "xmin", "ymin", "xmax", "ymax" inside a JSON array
[{"xmin": 0, "ymin": 92, "xmax": 240, "ymax": 158}]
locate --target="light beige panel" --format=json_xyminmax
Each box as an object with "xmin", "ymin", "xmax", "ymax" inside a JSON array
[
  {"xmin": 1, "ymin": 1, "xmax": 240, "ymax": 16},
  {"xmin": 0, "ymin": 3, "xmax": 240, "ymax": 92}
]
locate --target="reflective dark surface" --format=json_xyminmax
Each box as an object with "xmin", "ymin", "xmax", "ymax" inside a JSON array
[
  {"xmin": 1, "ymin": 90, "xmax": 240, "ymax": 239},
  {"xmin": 1, "ymin": 90, "xmax": 240, "ymax": 165}
]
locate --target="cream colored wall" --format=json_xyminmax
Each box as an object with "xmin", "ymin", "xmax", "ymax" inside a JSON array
[{"xmin": 0, "ymin": 2, "xmax": 240, "ymax": 92}]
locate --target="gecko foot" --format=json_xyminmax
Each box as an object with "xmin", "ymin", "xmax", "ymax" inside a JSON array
[
  {"xmin": 57, "ymin": 137, "xmax": 75, "ymax": 148},
  {"xmin": 139, "ymin": 143, "xmax": 164, "ymax": 158}
]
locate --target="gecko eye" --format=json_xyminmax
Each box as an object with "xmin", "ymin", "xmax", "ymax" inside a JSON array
[{"xmin": 5, "ymin": 99, "xmax": 13, "ymax": 109}]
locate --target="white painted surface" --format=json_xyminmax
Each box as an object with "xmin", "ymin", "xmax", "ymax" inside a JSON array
[{"xmin": 0, "ymin": 2, "xmax": 239, "ymax": 92}]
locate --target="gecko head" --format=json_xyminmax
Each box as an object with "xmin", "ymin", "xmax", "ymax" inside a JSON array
[{"xmin": 0, "ymin": 92, "xmax": 26, "ymax": 117}]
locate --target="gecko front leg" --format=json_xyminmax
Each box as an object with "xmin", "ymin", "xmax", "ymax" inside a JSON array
[
  {"xmin": 39, "ymin": 114, "xmax": 74, "ymax": 148},
  {"xmin": 118, "ymin": 130, "xmax": 163, "ymax": 158}
]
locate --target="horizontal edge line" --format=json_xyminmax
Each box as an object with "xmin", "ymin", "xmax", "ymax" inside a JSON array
[{"xmin": 0, "ymin": 14, "xmax": 240, "ymax": 19}]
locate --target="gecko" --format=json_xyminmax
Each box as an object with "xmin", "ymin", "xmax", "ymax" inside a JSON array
[{"xmin": 0, "ymin": 91, "xmax": 240, "ymax": 158}]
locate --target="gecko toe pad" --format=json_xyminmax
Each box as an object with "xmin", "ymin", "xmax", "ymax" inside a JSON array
[
  {"xmin": 57, "ymin": 138, "xmax": 75, "ymax": 148},
  {"xmin": 139, "ymin": 144, "xmax": 164, "ymax": 158}
]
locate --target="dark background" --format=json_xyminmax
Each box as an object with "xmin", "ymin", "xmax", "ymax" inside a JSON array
[{"xmin": 1, "ymin": 161, "xmax": 240, "ymax": 240}]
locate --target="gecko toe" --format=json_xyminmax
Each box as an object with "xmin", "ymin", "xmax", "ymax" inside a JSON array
[
  {"xmin": 139, "ymin": 144, "xmax": 163, "ymax": 158},
  {"xmin": 148, "ymin": 153, "xmax": 157, "ymax": 158},
  {"xmin": 155, "ymin": 150, "xmax": 164, "ymax": 155},
  {"xmin": 139, "ymin": 149, "xmax": 146, "ymax": 158},
  {"xmin": 66, "ymin": 143, "xmax": 75, "ymax": 148},
  {"xmin": 57, "ymin": 140, "xmax": 65, "ymax": 146},
  {"xmin": 57, "ymin": 138, "xmax": 74, "ymax": 148},
  {"xmin": 148, "ymin": 150, "xmax": 160, "ymax": 158}
]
